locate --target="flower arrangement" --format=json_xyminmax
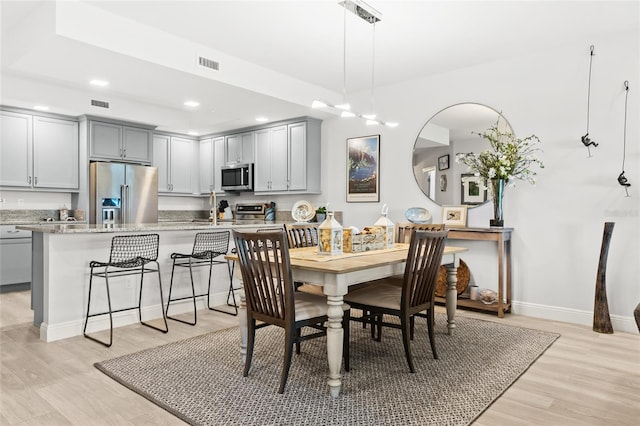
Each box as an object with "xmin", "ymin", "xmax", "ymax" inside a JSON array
[{"xmin": 455, "ymin": 122, "xmax": 544, "ymax": 185}]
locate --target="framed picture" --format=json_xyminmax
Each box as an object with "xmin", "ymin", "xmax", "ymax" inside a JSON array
[
  {"xmin": 461, "ymin": 173, "xmax": 488, "ymax": 205},
  {"xmin": 347, "ymin": 135, "xmax": 380, "ymax": 202},
  {"xmin": 442, "ymin": 205, "xmax": 468, "ymax": 227},
  {"xmin": 438, "ymin": 154, "xmax": 450, "ymax": 171}
]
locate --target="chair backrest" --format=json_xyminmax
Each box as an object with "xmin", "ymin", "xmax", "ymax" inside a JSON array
[
  {"xmin": 109, "ymin": 234, "xmax": 159, "ymax": 267},
  {"xmin": 401, "ymin": 230, "xmax": 448, "ymax": 315},
  {"xmin": 232, "ymin": 230, "xmax": 295, "ymax": 326},
  {"xmin": 192, "ymin": 231, "xmax": 230, "ymax": 258},
  {"xmin": 395, "ymin": 222, "xmax": 444, "ymax": 244},
  {"xmin": 285, "ymin": 223, "xmax": 319, "ymax": 248}
]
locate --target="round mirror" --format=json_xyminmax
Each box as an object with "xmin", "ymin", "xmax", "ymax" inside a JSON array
[{"xmin": 412, "ymin": 103, "xmax": 513, "ymax": 207}]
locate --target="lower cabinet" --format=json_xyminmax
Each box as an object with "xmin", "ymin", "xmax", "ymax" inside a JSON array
[{"xmin": 153, "ymin": 134, "xmax": 194, "ymax": 194}]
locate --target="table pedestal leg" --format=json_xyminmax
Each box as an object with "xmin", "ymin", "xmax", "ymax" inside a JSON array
[
  {"xmin": 326, "ymin": 295, "xmax": 344, "ymax": 398},
  {"xmin": 238, "ymin": 290, "xmax": 247, "ymax": 362},
  {"xmin": 445, "ymin": 260, "xmax": 459, "ymax": 336}
]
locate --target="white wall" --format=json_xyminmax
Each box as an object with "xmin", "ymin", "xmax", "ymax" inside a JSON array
[{"xmin": 320, "ymin": 29, "xmax": 640, "ymax": 332}]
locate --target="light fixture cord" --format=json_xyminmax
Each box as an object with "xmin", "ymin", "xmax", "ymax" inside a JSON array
[
  {"xmin": 622, "ymin": 81, "xmax": 629, "ymax": 171},
  {"xmin": 586, "ymin": 45, "xmax": 595, "ymax": 135},
  {"xmin": 370, "ymin": 21, "xmax": 376, "ymax": 114},
  {"xmin": 342, "ymin": 4, "xmax": 347, "ymax": 105}
]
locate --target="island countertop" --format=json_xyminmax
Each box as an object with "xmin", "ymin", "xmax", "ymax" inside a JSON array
[{"xmin": 16, "ymin": 221, "xmax": 286, "ymax": 234}]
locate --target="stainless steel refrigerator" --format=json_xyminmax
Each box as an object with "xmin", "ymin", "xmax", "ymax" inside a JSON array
[{"xmin": 89, "ymin": 162, "xmax": 158, "ymax": 225}]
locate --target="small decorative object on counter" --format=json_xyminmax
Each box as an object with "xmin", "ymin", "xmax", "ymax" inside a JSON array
[
  {"xmin": 374, "ymin": 204, "xmax": 394, "ymax": 249},
  {"xmin": 315, "ymin": 206, "xmax": 326, "ymax": 223},
  {"xmin": 479, "ymin": 289, "xmax": 497, "ymax": 305},
  {"xmin": 318, "ymin": 211, "xmax": 343, "ymax": 255},
  {"xmin": 59, "ymin": 205, "xmax": 69, "ymax": 221}
]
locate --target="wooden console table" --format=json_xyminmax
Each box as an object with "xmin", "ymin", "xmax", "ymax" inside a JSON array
[{"xmin": 436, "ymin": 227, "xmax": 513, "ymax": 317}]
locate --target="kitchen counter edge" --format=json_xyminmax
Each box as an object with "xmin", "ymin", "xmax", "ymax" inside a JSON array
[{"xmin": 15, "ymin": 222, "xmax": 287, "ymax": 234}]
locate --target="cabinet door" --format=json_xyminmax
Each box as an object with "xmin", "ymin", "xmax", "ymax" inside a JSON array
[
  {"xmin": 33, "ymin": 117, "xmax": 79, "ymax": 189},
  {"xmin": 0, "ymin": 111, "xmax": 32, "ymax": 187},
  {"xmin": 288, "ymin": 122, "xmax": 307, "ymax": 191},
  {"xmin": 152, "ymin": 134, "xmax": 170, "ymax": 193},
  {"xmin": 225, "ymin": 134, "xmax": 241, "ymax": 164},
  {"xmin": 90, "ymin": 121, "xmax": 122, "ymax": 160},
  {"xmin": 240, "ymin": 131, "xmax": 254, "ymax": 163},
  {"xmin": 169, "ymin": 137, "xmax": 193, "ymax": 193},
  {"xmin": 199, "ymin": 138, "xmax": 213, "ymax": 194},
  {"xmin": 253, "ymin": 129, "xmax": 271, "ymax": 191},
  {"xmin": 213, "ymin": 137, "xmax": 225, "ymax": 193},
  {"xmin": 269, "ymin": 126, "xmax": 289, "ymax": 191},
  {"xmin": 123, "ymin": 126, "xmax": 152, "ymax": 163}
]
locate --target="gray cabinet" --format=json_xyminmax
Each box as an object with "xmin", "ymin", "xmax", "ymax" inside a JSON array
[
  {"xmin": 153, "ymin": 134, "xmax": 193, "ymax": 194},
  {"xmin": 253, "ymin": 120, "xmax": 321, "ymax": 194},
  {"xmin": 224, "ymin": 131, "xmax": 254, "ymax": 164},
  {"xmin": 199, "ymin": 136, "xmax": 224, "ymax": 194},
  {"xmin": 1, "ymin": 111, "xmax": 78, "ymax": 190},
  {"xmin": 90, "ymin": 121, "xmax": 152, "ymax": 164}
]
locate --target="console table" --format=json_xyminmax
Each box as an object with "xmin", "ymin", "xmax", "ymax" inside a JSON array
[{"xmin": 438, "ymin": 227, "xmax": 513, "ymax": 317}]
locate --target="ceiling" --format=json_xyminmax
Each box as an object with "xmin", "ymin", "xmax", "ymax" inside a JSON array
[{"xmin": 1, "ymin": 1, "xmax": 638, "ymax": 135}]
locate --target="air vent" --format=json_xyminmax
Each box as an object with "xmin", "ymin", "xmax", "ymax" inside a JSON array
[
  {"xmin": 91, "ymin": 99, "xmax": 109, "ymax": 109},
  {"xmin": 198, "ymin": 55, "xmax": 220, "ymax": 71}
]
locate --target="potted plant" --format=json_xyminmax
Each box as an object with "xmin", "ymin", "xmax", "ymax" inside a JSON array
[{"xmin": 315, "ymin": 206, "xmax": 327, "ymax": 223}]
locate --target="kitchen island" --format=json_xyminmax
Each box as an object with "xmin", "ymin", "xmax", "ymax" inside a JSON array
[{"xmin": 17, "ymin": 222, "xmax": 280, "ymax": 342}]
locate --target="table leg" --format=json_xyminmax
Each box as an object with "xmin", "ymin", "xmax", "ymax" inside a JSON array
[
  {"xmin": 326, "ymin": 295, "xmax": 344, "ymax": 398},
  {"xmin": 239, "ymin": 290, "xmax": 247, "ymax": 362},
  {"xmin": 445, "ymin": 258, "xmax": 459, "ymax": 336},
  {"xmin": 497, "ymin": 235, "xmax": 505, "ymax": 318}
]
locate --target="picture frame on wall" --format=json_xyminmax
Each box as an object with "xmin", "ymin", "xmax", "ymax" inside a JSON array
[
  {"xmin": 347, "ymin": 135, "xmax": 380, "ymax": 202},
  {"xmin": 442, "ymin": 205, "xmax": 468, "ymax": 227},
  {"xmin": 438, "ymin": 154, "xmax": 450, "ymax": 171},
  {"xmin": 461, "ymin": 173, "xmax": 488, "ymax": 205}
]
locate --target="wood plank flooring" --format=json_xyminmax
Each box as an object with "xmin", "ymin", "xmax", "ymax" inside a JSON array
[{"xmin": 1, "ymin": 290, "xmax": 639, "ymax": 425}]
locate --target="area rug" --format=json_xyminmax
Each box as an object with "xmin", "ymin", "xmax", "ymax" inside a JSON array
[{"xmin": 95, "ymin": 314, "xmax": 559, "ymax": 426}]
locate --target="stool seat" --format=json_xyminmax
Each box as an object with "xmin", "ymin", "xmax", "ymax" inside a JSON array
[
  {"xmin": 166, "ymin": 231, "xmax": 237, "ymax": 325},
  {"xmin": 83, "ymin": 234, "xmax": 168, "ymax": 347}
]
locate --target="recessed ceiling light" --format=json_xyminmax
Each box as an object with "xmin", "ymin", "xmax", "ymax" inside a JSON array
[
  {"xmin": 256, "ymin": 117, "xmax": 268, "ymax": 122},
  {"xmin": 184, "ymin": 100, "xmax": 200, "ymax": 107},
  {"xmin": 187, "ymin": 131, "xmax": 199, "ymax": 136},
  {"xmin": 90, "ymin": 79, "xmax": 109, "ymax": 87},
  {"xmin": 33, "ymin": 105, "xmax": 49, "ymax": 111}
]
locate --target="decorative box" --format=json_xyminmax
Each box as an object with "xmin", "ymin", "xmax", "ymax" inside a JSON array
[{"xmin": 344, "ymin": 226, "xmax": 384, "ymax": 252}]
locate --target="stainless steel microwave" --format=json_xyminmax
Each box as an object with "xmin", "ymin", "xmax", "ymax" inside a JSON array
[{"xmin": 221, "ymin": 163, "xmax": 254, "ymax": 191}]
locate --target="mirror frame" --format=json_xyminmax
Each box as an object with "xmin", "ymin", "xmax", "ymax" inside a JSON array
[{"xmin": 412, "ymin": 102, "xmax": 512, "ymax": 208}]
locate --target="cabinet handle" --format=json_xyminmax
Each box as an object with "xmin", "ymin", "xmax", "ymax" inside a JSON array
[
  {"xmin": 123, "ymin": 148, "xmax": 126, "ymax": 158},
  {"xmin": 34, "ymin": 177, "xmax": 38, "ymax": 185},
  {"xmin": 28, "ymin": 176, "xmax": 32, "ymax": 184},
  {"xmin": 7, "ymin": 230, "xmax": 20, "ymax": 233}
]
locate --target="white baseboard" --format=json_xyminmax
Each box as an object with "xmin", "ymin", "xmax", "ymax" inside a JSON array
[
  {"xmin": 511, "ymin": 300, "xmax": 638, "ymax": 334},
  {"xmin": 40, "ymin": 291, "xmax": 239, "ymax": 342}
]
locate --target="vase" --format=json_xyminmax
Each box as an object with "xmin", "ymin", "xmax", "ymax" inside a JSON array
[{"xmin": 490, "ymin": 178, "xmax": 505, "ymax": 227}]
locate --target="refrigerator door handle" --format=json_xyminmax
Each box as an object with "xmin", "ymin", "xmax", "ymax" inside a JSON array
[{"xmin": 120, "ymin": 185, "xmax": 127, "ymax": 225}]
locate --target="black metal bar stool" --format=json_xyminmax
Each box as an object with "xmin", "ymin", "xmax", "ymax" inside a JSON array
[
  {"xmin": 83, "ymin": 233, "xmax": 169, "ymax": 347},
  {"xmin": 166, "ymin": 231, "xmax": 238, "ymax": 324}
]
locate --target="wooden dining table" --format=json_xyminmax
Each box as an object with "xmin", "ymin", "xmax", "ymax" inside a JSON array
[{"xmin": 227, "ymin": 243, "xmax": 468, "ymax": 398}]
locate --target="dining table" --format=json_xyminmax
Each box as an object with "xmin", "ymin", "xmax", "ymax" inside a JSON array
[{"xmin": 226, "ymin": 242, "xmax": 468, "ymax": 398}]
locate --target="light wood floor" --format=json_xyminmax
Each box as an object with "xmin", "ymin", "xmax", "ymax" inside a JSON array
[{"xmin": 1, "ymin": 290, "xmax": 639, "ymax": 425}]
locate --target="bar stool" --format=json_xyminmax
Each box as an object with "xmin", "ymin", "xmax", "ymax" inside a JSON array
[
  {"xmin": 83, "ymin": 234, "xmax": 169, "ymax": 347},
  {"xmin": 166, "ymin": 231, "xmax": 237, "ymax": 324}
]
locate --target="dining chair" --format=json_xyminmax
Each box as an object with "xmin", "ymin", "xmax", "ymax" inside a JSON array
[
  {"xmin": 344, "ymin": 230, "xmax": 448, "ymax": 372},
  {"xmin": 395, "ymin": 223, "xmax": 444, "ymax": 244},
  {"xmin": 232, "ymin": 229, "xmax": 350, "ymax": 393},
  {"xmin": 285, "ymin": 223, "xmax": 324, "ymax": 295}
]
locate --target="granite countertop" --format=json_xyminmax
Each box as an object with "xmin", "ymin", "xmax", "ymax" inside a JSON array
[{"xmin": 15, "ymin": 222, "xmax": 287, "ymax": 234}]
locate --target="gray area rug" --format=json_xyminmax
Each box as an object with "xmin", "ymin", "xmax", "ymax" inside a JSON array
[{"xmin": 95, "ymin": 314, "xmax": 559, "ymax": 425}]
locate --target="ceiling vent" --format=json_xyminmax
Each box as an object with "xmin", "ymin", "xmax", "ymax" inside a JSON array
[
  {"xmin": 91, "ymin": 99, "xmax": 109, "ymax": 109},
  {"xmin": 198, "ymin": 55, "xmax": 220, "ymax": 71}
]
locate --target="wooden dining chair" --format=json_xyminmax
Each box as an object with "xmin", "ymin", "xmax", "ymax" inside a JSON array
[
  {"xmin": 395, "ymin": 223, "xmax": 444, "ymax": 244},
  {"xmin": 344, "ymin": 230, "xmax": 448, "ymax": 372},
  {"xmin": 232, "ymin": 229, "xmax": 350, "ymax": 393},
  {"xmin": 285, "ymin": 223, "xmax": 319, "ymax": 248}
]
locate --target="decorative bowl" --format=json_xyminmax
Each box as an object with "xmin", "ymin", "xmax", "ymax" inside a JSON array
[
  {"xmin": 404, "ymin": 207, "xmax": 432, "ymax": 224},
  {"xmin": 479, "ymin": 289, "xmax": 497, "ymax": 305}
]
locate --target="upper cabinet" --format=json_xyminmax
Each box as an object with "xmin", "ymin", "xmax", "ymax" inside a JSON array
[
  {"xmin": 253, "ymin": 119, "xmax": 321, "ymax": 194},
  {"xmin": 90, "ymin": 120, "xmax": 152, "ymax": 164},
  {"xmin": 224, "ymin": 131, "xmax": 254, "ymax": 164},
  {"xmin": 199, "ymin": 136, "xmax": 224, "ymax": 194},
  {"xmin": 1, "ymin": 110, "xmax": 79, "ymax": 191},
  {"xmin": 153, "ymin": 134, "xmax": 194, "ymax": 195}
]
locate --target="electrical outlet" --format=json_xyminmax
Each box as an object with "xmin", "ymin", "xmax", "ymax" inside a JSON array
[
  {"xmin": 17, "ymin": 199, "xmax": 24, "ymax": 206},
  {"xmin": 0, "ymin": 198, "xmax": 5, "ymax": 203}
]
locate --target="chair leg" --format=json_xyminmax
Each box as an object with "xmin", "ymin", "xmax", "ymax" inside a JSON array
[
  {"xmin": 279, "ymin": 327, "xmax": 296, "ymax": 394},
  {"xmin": 139, "ymin": 264, "xmax": 169, "ymax": 333},
  {"xmin": 166, "ymin": 258, "xmax": 197, "ymax": 326},
  {"xmin": 244, "ymin": 318, "xmax": 256, "ymax": 377},
  {"xmin": 343, "ymin": 309, "xmax": 350, "ymax": 372},
  {"xmin": 375, "ymin": 314, "xmax": 383, "ymax": 342},
  {"xmin": 427, "ymin": 307, "xmax": 438, "ymax": 359},
  {"xmin": 295, "ymin": 328, "xmax": 301, "ymax": 355},
  {"xmin": 209, "ymin": 260, "xmax": 239, "ymax": 316},
  {"xmin": 410, "ymin": 315, "xmax": 415, "ymax": 340},
  {"xmin": 83, "ymin": 267, "xmax": 114, "ymax": 348},
  {"xmin": 401, "ymin": 315, "xmax": 415, "ymax": 373}
]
